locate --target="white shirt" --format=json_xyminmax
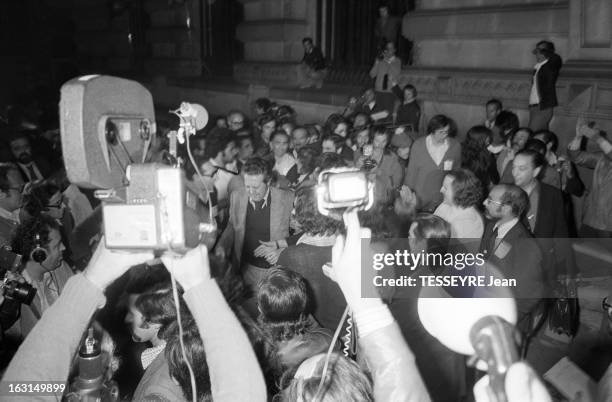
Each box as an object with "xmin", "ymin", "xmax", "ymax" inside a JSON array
[
  {"xmin": 529, "ymin": 59, "xmax": 548, "ymax": 105},
  {"xmin": 425, "ymin": 135, "xmax": 449, "ymax": 166},
  {"xmin": 274, "ymin": 153, "xmax": 296, "ymax": 177},
  {"xmin": 141, "ymin": 341, "xmax": 166, "ymax": 370},
  {"xmin": 434, "ymin": 204, "xmax": 484, "ymax": 240},
  {"xmin": 494, "ymin": 217, "xmax": 519, "ymax": 240}
]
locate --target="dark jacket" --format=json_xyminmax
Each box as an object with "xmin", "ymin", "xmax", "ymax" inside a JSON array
[
  {"xmin": 480, "ymin": 220, "xmax": 545, "ymax": 320},
  {"xmin": 302, "ymin": 47, "xmax": 326, "ymax": 71},
  {"xmin": 526, "ymin": 182, "xmax": 576, "ymax": 280},
  {"xmin": 535, "ymin": 53, "xmax": 562, "ymax": 109},
  {"xmin": 277, "ymin": 243, "xmax": 346, "ymax": 332}
]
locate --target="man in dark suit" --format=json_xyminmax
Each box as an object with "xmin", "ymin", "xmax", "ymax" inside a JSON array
[
  {"xmin": 528, "ymin": 40, "xmax": 562, "ymax": 131},
  {"xmin": 8, "ymin": 131, "xmax": 53, "ymax": 183},
  {"xmin": 351, "ymin": 88, "xmax": 392, "ymax": 124},
  {"xmin": 481, "ymin": 184, "xmax": 545, "ymax": 323},
  {"xmin": 512, "ymin": 150, "xmax": 575, "ymax": 284},
  {"xmin": 215, "ymin": 157, "xmax": 294, "ymax": 315}
]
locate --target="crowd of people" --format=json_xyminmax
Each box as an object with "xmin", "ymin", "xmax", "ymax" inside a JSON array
[{"xmin": 0, "ymin": 40, "xmax": 611, "ymax": 402}]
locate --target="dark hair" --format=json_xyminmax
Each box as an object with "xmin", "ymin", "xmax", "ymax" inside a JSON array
[
  {"xmin": 302, "ymin": 37, "xmax": 313, "ymax": 45},
  {"xmin": 21, "ymin": 181, "xmax": 61, "ymax": 218},
  {"xmin": 512, "ymin": 127, "xmax": 534, "ymax": 145},
  {"xmin": 515, "ymin": 149, "xmax": 546, "ymax": 169},
  {"xmin": 236, "ymin": 133, "xmax": 254, "ymax": 148},
  {"xmin": 255, "ymin": 98, "xmax": 273, "ymax": 113},
  {"xmin": 403, "ymin": 84, "xmax": 417, "ymax": 98},
  {"xmin": 204, "ymin": 128, "xmax": 236, "ymax": 160},
  {"xmin": 0, "ymin": 163, "xmax": 18, "ymax": 194},
  {"xmin": 498, "ymin": 184, "xmax": 530, "ymax": 218},
  {"xmin": 426, "ymin": 115, "xmax": 451, "ymax": 136},
  {"xmin": 461, "ymin": 125, "xmax": 494, "ymax": 188},
  {"xmin": 257, "ymin": 113, "xmax": 277, "ymax": 129},
  {"xmin": 297, "ymin": 147, "xmax": 319, "ymax": 175},
  {"xmin": 494, "ymin": 111, "xmax": 519, "ymax": 136},
  {"xmin": 127, "ymin": 273, "xmax": 185, "ymax": 340},
  {"xmin": 445, "ymin": 169, "xmax": 484, "ymax": 208},
  {"xmin": 322, "ymin": 134, "xmax": 345, "ymax": 151},
  {"xmin": 351, "ymin": 127, "xmax": 371, "ymax": 145},
  {"xmin": 270, "ymin": 130, "xmax": 290, "ymax": 142},
  {"xmin": 165, "ymin": 317, "xmax": 212, "ymax": 402},
  {"xmin": 411, "ymin": 213, "xmax": 451, "ymax": 255},
  {"xmin": 242, "ymin": 157, "xmax": 272, "ymax": 181},
  {"xmin": 317, "ymin": 152, "xmax": 348, "ymax": 171},
  {"xmin": 258, "ymin": 268, "xmax": 309, "ymax": 323},
  {"xmin": 350, "ymin": 113, "xmax": 372, "ymax": 130},
  {"xmin": 294, "ymin": 186, "xmax": 343, "ymax": 236},
  {"xmin": 524, "ymin": 139, "xmax": 547, "ymax": 156},
  {"xmin": 11, "ymin": 215, "xmax": 60, "ymax": 263},
  {"xmin": 533, "ymin": 130, "xmax": 558, "ymax": 152},
  {"xmin": 275, "ymin": 105, "xmax": 296, "ymax": 125},
  {"xmin": 486, "ymin": 99, "xmax": 502, "ymax": 110},
  {"xmin": 535, "ymin": 40, "xmax": 555, "ymax": 58},
  {"xmin": 257, "ymin": 268, "xmax": 314, "ymax": 346}
]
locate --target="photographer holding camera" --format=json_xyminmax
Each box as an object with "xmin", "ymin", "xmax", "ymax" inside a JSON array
[
  {"xmin": 7, "ymin": 215, "xmax": 73, "ymax": 339},
  {"xmin": 369, "ymin": 41, "xmax": 401, "ymax": 119}
]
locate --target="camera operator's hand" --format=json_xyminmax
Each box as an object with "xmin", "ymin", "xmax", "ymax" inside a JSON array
[
  {"xmin": 326, "ymin": 209, "xmax": 373, "ymax": 308},
  {"xmin": 473, "ymin": 362, "xmax": 551, "ymax": 402},
  {"xmin": 161, "ymin": 244, "xmax": 211, "ymax": 292},
  {"xmin": 84, "ymin": 237, "xmax": 154, "ymax": 290}
]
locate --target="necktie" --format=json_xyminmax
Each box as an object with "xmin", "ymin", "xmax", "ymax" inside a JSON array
[
  {"xmin": 27, "ymin": 164, "xmax": 38, "ymax": 182},
  {"xmin": 487, "ymin": 226, "xmax": 499, "ymax": 255}
]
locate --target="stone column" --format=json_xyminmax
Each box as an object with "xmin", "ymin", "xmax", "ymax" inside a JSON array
[{"xmin": 234, "ymin": 0, "xmax": 315, "ymax": 86}]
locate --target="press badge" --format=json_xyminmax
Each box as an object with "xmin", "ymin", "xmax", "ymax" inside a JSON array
[
  {"xmin": 444, "ymin": 160, "xmax": 453, "ymax": 171},
  {"xmin": 494, "ymin": 241, "xmax": 512, "ymax": 259}
]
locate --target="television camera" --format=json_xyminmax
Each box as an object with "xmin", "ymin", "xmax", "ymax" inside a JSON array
[{"xmin": 59, "ymin": 75, "xmax": 215, "ymax": 253}]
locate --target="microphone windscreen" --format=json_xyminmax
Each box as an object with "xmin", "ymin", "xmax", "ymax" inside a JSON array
[
  {"xmin": 417, "ymin": 283, "xmax": 517, "ymax": 355},
  {"xmin": 190, "ymin": 103, "xmax": 209, "ymax": 130}
]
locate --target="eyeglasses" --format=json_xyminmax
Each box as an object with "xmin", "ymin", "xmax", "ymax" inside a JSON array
[
  {"xmin": 602, "ymin": 297, "xmax": 612, "ymax": 319},
  {"xmin": 485, "ymin": 197, "xmax": 503, "ymax": 206}
]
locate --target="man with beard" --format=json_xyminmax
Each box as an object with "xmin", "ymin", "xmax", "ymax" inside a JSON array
[{"xmin": 8, "ymin": 131, "xmax": 53, "ymax": 183}]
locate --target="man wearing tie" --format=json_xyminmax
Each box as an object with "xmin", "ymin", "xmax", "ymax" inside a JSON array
[
  {"xmin": 8, "ymin": 132, "xmax": 52, "ymax": 183},
  {"xmin": 481, "ymin": 184, "xmax": 544, "ymax": 323}
]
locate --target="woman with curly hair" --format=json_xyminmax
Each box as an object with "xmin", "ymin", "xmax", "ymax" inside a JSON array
[
  {"xmin": 434, "ymin": 169, "xmax": 485, "ymax": 247},
  {"xmin": 461, "ymin": 125, "xmax": 499, "ymax": 191}
]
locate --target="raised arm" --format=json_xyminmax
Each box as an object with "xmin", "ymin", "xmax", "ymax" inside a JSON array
[
  {"xmin": 327, "ymin": 211, "xmax": 431, "ymax": 402},
  {"xmin": 2, "ymin": 240, "xmax": 152, "ymax": 401},
  {"xmin": 162, "ymin": 246, "xmax": 267, "ymax": 402}
]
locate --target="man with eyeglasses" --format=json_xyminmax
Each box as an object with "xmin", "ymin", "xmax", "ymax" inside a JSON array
[
  {"xmin": 226, "ymin": 110, "xmax": 246, "ymax": 132},
  {"xmin": 0, "ymin": 164, "xmax": 25, "ymax": 246},
  {"xmin": 480, "ymin": 184, "xmax": 545, "ymax": 326}
]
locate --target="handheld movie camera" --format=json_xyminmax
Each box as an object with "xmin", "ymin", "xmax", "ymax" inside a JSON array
[
  {"xmin": 60, "ymin": 75, "xmax": 214, "ymax": 252},
  {"xmin": 316, "ymin": 167, "xmax": 375, "ymax": 219}
]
